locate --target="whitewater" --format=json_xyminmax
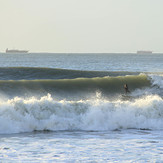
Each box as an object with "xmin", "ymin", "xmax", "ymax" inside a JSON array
[{"xmin": 0, "ymin": 53, "xmax": 163, "ymax": 162}]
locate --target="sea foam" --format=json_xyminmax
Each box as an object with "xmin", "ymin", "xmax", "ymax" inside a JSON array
[{"xmin": 0, "ymin": 93, "xmax": 162, "ymax": 134}]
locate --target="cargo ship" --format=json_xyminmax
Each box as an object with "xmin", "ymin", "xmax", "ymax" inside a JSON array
[
  {"xmin": 137, "ymin": 50, "xmax": 152, "ymax": 54},
  {"xmin": 6, "ymin": 48, "xmax": 29, "ymax": 53}
]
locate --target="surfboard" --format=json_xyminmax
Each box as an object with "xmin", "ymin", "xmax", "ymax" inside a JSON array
[{"xmin": 121, "ymin": 94, "xmax": 132, "ymax": 100}]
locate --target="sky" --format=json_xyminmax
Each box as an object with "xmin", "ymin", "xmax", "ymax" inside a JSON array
[{"xmin": 0, "ymin": 0, "xmax": 163, "ymax": 53}]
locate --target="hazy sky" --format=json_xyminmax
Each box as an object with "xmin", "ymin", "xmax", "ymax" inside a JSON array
[{"xmin": 0, "ymin": 0, "xmax": 163, "ymax": 53}]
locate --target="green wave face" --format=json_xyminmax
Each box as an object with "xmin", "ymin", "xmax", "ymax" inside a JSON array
[{"xmin": 0, "ymin": 74, "xmax": 151, "ymax": 98}]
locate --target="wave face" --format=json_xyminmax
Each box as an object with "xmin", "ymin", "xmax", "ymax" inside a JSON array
[
  {"xmin": 0, "ymin": 74, "xmax": 150, "ymax": 98},
  {"xmin": 0, "ymin": 67, "xmax": 163, "ymax": 134}
]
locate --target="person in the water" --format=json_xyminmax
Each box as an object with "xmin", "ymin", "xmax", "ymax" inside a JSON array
[{"xmin": 124, "ymin": 84, "xmax": 130, "ymax": 93}]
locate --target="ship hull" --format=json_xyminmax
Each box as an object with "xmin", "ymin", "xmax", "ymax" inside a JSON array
[
  {"xmin": 137, "ymin": 51, "xmax": 152, "ymax": 54},
  {"xmin": 6, "ymin": 49, "xmax": 29, "ymax": 53}
]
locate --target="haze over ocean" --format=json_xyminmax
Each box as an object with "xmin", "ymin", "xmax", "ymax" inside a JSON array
[{"xmin": 0, "ymin": 0, "xmax": 163, "ymax": 53}]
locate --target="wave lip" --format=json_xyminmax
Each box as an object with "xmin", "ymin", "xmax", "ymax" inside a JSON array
[{"xmin": 0, "ymin": 94, "xmax": 163, "ymax": 134}]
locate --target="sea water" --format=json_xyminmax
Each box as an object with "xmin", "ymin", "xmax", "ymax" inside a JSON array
[{"xmin": 0, "ymin": 53, "xmax": 163, "ymax": 162}]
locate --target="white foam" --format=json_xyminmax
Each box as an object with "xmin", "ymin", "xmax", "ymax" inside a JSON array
[
  {"xmin": 149, "ymin": 74, "xmax": 163, "ymax": 88},
  {"xmin": 0, "ymin": 93, "xmax": 163, "ymax": 134},
  {"xmin": 131, "ymin": 74, "xmax": 163, "ymax": 97}
]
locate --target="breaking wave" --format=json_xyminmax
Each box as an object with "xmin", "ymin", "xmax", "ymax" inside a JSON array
[
  {"xmin": 0, "ymin": 67, "xmax": 162, "ymax": 134},
  {"xmin": 0, "ymin": 94, "xmax": 162, "ymax": 134}
]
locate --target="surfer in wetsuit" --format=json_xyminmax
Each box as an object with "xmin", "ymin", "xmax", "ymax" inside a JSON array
[{"xmin": 124, "ymin": 84, "xmax": 130, "ymax": 93}]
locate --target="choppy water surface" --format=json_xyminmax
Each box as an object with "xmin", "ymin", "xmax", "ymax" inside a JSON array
[
  {"xmin": 0, "ymin": 53, "xmax": 163, "ymax": 72},
  {"xmin": 0, "ymin": 130, "xmax": 163, "ymax": 162},
  {"xmin": 0, "ymin": 53, "xmax": 163, "ymax": 162}
]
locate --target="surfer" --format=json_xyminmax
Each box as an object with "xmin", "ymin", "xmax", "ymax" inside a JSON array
[{"xmin": 124, "ymin": 84, "xmax": 130, "ymax": 93}]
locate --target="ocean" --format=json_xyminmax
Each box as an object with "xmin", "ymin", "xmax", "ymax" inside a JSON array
[{"xmin": 0, "ymin": 53, "xmax": 163, "ymax": 162}]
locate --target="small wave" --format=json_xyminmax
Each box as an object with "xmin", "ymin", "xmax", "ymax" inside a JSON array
[
  {"xmin": 0, "ymin": 94, "xmax": 162, "ymax": 134},
  {"xmin": 0, "ymin": 67, "xmax": 141, "ymax": 80}
]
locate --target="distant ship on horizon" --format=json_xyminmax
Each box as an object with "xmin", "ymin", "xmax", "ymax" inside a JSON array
[
  {"xmin": 6, "ymin": 48, "xmax": 29, "ymax": 53},
  {"xmin": 137, "ymin": 50, "xmax": 152, "ymax": 54}
]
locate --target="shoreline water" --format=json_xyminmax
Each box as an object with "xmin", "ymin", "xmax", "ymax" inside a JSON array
[{"xmin": 0, "ymin": 130, "xmax": 163, "ymax": 162}]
